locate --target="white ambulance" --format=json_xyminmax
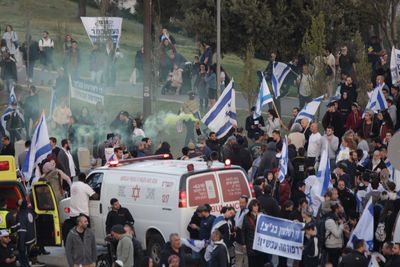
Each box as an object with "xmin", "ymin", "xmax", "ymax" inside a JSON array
[{"xmin": 59, "ymin": 155, "xmax": 254, "ymax": 263}]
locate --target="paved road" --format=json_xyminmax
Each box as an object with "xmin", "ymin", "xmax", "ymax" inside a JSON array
[{"xmin": 2, "ymin": 65, "xmax": 308, "ymax": 120}]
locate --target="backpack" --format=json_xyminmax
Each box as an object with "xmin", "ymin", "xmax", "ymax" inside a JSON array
[{"xmin": 315, "ymin": 215, "xmax": 331, "ymax": 250}]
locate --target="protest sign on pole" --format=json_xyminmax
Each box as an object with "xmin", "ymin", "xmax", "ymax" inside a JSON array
[
  {"xmin": 81, "ymin": 17, "xmax": 123, "ymax": 46},
  {"xmin": 253, "ymin": 214, "xmax": 304, "ymax": 260},
  {"xmin": 390, "ymin": 46, "xmax": 400, "ymax": 84},
  {"xmin": 69, "ymin": 76, "xmax": 105, "ymax": 105}
]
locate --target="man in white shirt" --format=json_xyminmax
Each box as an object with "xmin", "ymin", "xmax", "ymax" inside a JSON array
[
  {"xmin": 321, "ymin": 126, "xmax": 339, "ymax": 168},
  {"xmin": 57, "ymin": 139, "xmax": 78, "ymax": 178},
  {"xmin": 307, "ymin": 123, "xmax": 322, "ymax": 168},
  {"xmin": 70, "ymin": 173, "xmax": 99, "ymax": 222},
  {"xmin": 38, "ymin": 31, "xmax": 54, "ymax": 71}
]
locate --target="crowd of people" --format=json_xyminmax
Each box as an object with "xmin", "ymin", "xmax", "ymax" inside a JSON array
[{"xmin": 0, "ymin": 19, "xmax": 400, "ymax": 267}]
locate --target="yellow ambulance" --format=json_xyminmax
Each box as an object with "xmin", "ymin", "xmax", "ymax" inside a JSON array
[{"xmin": 0, "ymin": 155, "xmax": 62, "ymax": 246}]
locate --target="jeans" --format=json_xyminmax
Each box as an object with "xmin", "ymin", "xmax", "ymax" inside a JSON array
[
  {"xmin": 4, "ymin": 79, "xmax": 15, "ymax": 98},
  {"xmin": 25, "ymin": 60, "xmax": 36, "ymax": 80},
  {"xmin": 184, "ymin": 120, "xmax": 195, "ymax": 145},
  {"xmin": 299, "ymin": 94, "xmax": 311, "ymax": 110}
]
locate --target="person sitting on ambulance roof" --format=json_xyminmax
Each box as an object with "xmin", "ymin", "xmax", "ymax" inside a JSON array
[
  {"xmin": 105, "ymin": 198, "xmax": 135, "ymax": 235},
  {"xmin": 0, "ymin": 199, "xmax": 17, "ymax": 233}
]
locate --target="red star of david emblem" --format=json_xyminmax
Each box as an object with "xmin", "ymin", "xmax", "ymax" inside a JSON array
[{"xmin": 132, "ymin": 185, "xmax": 141, "ymax": 201}]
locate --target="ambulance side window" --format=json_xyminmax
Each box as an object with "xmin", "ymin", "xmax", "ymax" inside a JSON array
[
  {"xmin": 34, "ymin": 184, "xmax": 55, "ymax": 211},
  {"xmin": 86, "ymin": 173, "xmax": 104, "ymax": 196}
]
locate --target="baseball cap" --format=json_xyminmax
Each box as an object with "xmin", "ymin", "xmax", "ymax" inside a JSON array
[
  {"xmin": 111, "ymin": 224, "xmax": 125, "ymax": 234},
  {"xmin": 0, "ymin": 230, "xmax": 9, "ymax": 237}
]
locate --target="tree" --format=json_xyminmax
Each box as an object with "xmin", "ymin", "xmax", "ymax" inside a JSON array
[
  {"xmin": 240, "ymin": 42, "xmax": 259, "ymax": 109},
  {"xmin": 354, "ymin": 31, "xmax": 372, "ymax": 107},
  {"xmin": 78, "ymin": 0, "xmax": 87, "ymax": 17},
  {"xmin": 302, "ymin": 12, "xmax": 327, "ymax": 97}
]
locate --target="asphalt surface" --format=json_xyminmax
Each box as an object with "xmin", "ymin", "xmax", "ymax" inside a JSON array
[{"xmin": 1, "ymin": 64, "xmax": 312, "ymax": 120}]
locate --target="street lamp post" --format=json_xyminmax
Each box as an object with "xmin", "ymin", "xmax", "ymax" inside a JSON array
[
  {"xmin": 216, "ymin": 0, "xmax": 221, "ymax": 95},
  {"xmin": 143, "ymin": 0, "xmax": 152, "ymax": 118}
]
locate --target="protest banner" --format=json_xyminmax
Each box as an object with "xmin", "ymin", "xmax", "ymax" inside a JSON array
[
  {"xmin": 253, "ymin": 214, "xmax": 304, "ymax": 260},
  {"xmin": 69, "ymin": 77, "xmax": 105, "ymax": 105},
  {"xmin": 390, "ymin": 46, "xmax": 400, "ymax": 84},
  {"xmin": 81, "ymin": 17, "xmax": 123, "ymax": 46}
]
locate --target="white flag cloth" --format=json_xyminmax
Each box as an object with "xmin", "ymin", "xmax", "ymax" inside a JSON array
[
  {"xmin": 277, "ymin": 136, "xmax": 288, "ymax": 183},
  {"xmin": 254, "ymin": 75, "xmax": 273, "ymax": 118},
  {"xmin": 394, "ymin": 211, "xmax": 400, "ymax": 242},
  {"xmin": 316, "ymin": 143, "xmax": 331, "ymax": 197},
  {"xmin": 0, "ymin": 86, "xmax": 24, "ymax": 136},
  {"xmin": 22, "ymin": 113, "xmax": 52, "ymax": 179},
  {"xmin": 272, "ymin": 61, "xmax": 290, "ymax": 98},
  {"xmin": 390, "ymin": 46, "xmax": 400, "ymax": 84},
  {"xmin": 347, "ymin": 197, "xmax": 374, "ymax": 251},
  {"xmin": 202, "ymin": 80, "xmax": 237, "ymax": 138},
  {"xmin": 365, "ymin": 85, "xmax": 388, "ymax": 112},
  {"xmin": 295, "ymin": 95, "xmax": 324, "ymax": 121},
  {"xmin": 180, "ymin": 238, "xmax": 206, "ymax": 253}
]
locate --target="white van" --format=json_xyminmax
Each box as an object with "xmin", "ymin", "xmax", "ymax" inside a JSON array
[{"xmin": 59, "ymin": 156, "xmax": 254, "ymax": 263}]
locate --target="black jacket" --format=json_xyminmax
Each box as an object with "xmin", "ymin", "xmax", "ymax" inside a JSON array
[
  {"xmin": 159, "ymin": 242, "xmax": 186, "ymax": 267},
  {"xmin": 230, "ymin": 145, "xmax": 252, "ymax": 172},
  {"xmin": 385, "ymin": 255, "xmax": 400, "ymax": 267},
  {"xmin": 339, "ymin": 250, "xmax": 369, "ymax": 267},
  {"xmin": 338, "ymin": 188, "xmax": 356, "ymax": 215},
  {"xmin": 322, "ymin": 111, "xmax": 344, "ymax": 139},
  {"xmin": 132, "ymin": 237, "xmax": 145, "ymax": 267},
  {"xmin": 0, "ymin": 58, "xmax": 17, "ymax": 80},
  {"xmin": 105, "ymin": 207, "xmax": 135, "ymax": 234},
  {"xmin": 187, "ymin": 211, "xmax": 201, "ymax": 240},
  {"xmin": 207, "ymin": 242, "xmax": 228, "ymax": 267},
  {"xmin": 0, "ymin": 143, "xmax": 15, "ymax": 156},
  {"xmin": 302, "ymin": 235, "xmax": 319, "ymax": 266},
  {"xmin": 241, "ymin": 213, "xmax": 258, "ymax": 256},
  {"xmin": 257, "ymin": 194, "xmax": 280, "ymax": 217},
  {"xmin": 245, "ymin": 115, "xmax": 265, "ymax": 139}
]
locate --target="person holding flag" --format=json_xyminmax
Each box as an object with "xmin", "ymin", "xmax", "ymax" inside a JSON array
[
  {"xmin": 22, "ymin": 113, "xmax": 52, "ymax": 182},
  {"xmin": 202, "ymin": 79, "xmax": 237, "ymax": 139},
  {"xmin": 1, "ymin": 87, "xmax": 24, "ymax": 143}
]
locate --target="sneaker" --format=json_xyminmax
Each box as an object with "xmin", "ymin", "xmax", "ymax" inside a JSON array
[{"xmin": 31, "ymin": 260, "xmax": 46, "ymax": 267}]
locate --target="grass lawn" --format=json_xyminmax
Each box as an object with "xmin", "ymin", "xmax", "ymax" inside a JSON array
[{"xmin": 0, "ymin": 0, "xmax": 266, "ymax": 90}]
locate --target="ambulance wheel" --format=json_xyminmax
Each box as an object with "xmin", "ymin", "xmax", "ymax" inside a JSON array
[{"xmin": 147, "ymin": 233, "xmax": 165, "ymax": 265}]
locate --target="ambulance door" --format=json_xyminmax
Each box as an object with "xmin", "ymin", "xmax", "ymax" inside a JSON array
[
  {"xmin": 31, "ymin": 182, "xmax": 62, "ymax": 246},
  {"xmin": 86, "ymin": 172, "xmax": 106, "ymax": 244}
]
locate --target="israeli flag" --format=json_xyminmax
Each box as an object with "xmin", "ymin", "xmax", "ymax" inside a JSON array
[
  {"xmin": 22, "ymin": 113, "xmax": 52, "ymax": 180},
  {"xmin": 278, "ymin": 136, "xmax": 288, "ymax": 183},
  {"xmin": 365, "ymin": 85, "xmax": 388, "ymax": 112},
  {"xmin": 254, "ymin": 75, "xmax": 273, "ymax": 118},
  {"xmin": 8, "ymin": 86, "xmax": 17, "ymax": 104},
  {"xmin": 272, "ymin": 62, "xmax": 290, "ymax": 98},
  {"xmin": 385, "ymin": 159, "xmax": 395, "ymax": 181},
  {"xmin": 316, "ymin": 143, "xmax": 331, "ymax": 197},
  {"xmin": 202, "ymin": 80, "xmax": 237, "ymax": 138},
  {"xmin": 295, "ymin": 95, "xmax": 324, "ymax": 121},
  {"xmin": 180, "ymin": 238, "xmax": 206, "ymax": 253},
  {"xmin": 347, "ymin": 197, "xmax": 374, "ymax": 251},
  {"xmin": 211, "ymin": 215, "xmax": 227, "ymax": 233}
]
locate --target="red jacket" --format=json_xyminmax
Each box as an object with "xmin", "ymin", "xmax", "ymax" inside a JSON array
[
  {"xmin": 345, "ymin": 110, "xmax": 362, "ymax": 131},
  {"xmin": 278, "ymin": 180, "xmax": 291, "ymax": 207}
]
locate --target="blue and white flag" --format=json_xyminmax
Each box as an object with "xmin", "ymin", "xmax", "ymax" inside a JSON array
[
  {"xmin": 202, "ymin": 80, "xmax": 237, "ymax": 138},
  {"xmin": 295, "ymin": 95, "xmax": 324, "ymax": 121},
  {"xmin": 365, "ymin": 85, "xmax": 388, "ymax": 112},
  {"xmin": 22, "ymin": 113, "xmax": 52, "ymax": 180},
  {"xmin": 254, "ymin": 75, "xmax": 273, "ymax": 118},
  {"xmin": 180, "ymin": 238, "xmax": 206, "ymax": 253},
  {"xmin": 8, "ymin": 86, "xmax": 17, "ymax": 104},
  {"xmin": 211, "ymin": 215, "xmax": 227, "ymax": 233},
  {"xmin": 347, "ymin": 197, "xmax": 374, "ymax": 251},
  {"xmin": 385, "ymin": 159, "xmax": 395, "ymax": 181},
  {"xmin": 278, "ymin": 136, "xmax": 288, "ymax": 183},
  {"xmin": 272, "ymin": 62, "xmax": 290, "ymax": 98},
  {"xmin": 316, "ymin": 143, "xmax": 331, "ymax": 197}
]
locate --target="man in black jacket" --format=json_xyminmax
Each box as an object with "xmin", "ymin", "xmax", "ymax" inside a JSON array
[
  {"xmin": 0, "ymin": 136, "xmax": 15, "ymax": 156},
  {"xmin": 207, "ymin": 229, "xmax": 229, "ymax": 267},
  {"xmin": 338, "ymin": 239, "xmax": 368, "ymax": 267},
  {"xmin": 105, "ymin": 198, "xmax": 134, "ymax": 234},
  {"xmin": 257, "ymin": 185, "xmax": 280, "ymax": 217},
  {"xmin": 385, "ymin": 243, "xmax": 400, "ymax": 267},
  {"xmin": 0, "ymin": 51, "xmax": 17, "ymax": 96},
  {"xmin": 337, "ymin": 179, "xmax": 356, "ymax": 215},
  {"xmin": 302, "ymin": 223, "xmax": 320, "ymax": 266},
  {"xmin": 159, "ymin": 233, "xmax": 186, "ymax": 267},
  {"xmin": 245, "ymin": 107, "xmax": 265, "ymax": 140}
]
